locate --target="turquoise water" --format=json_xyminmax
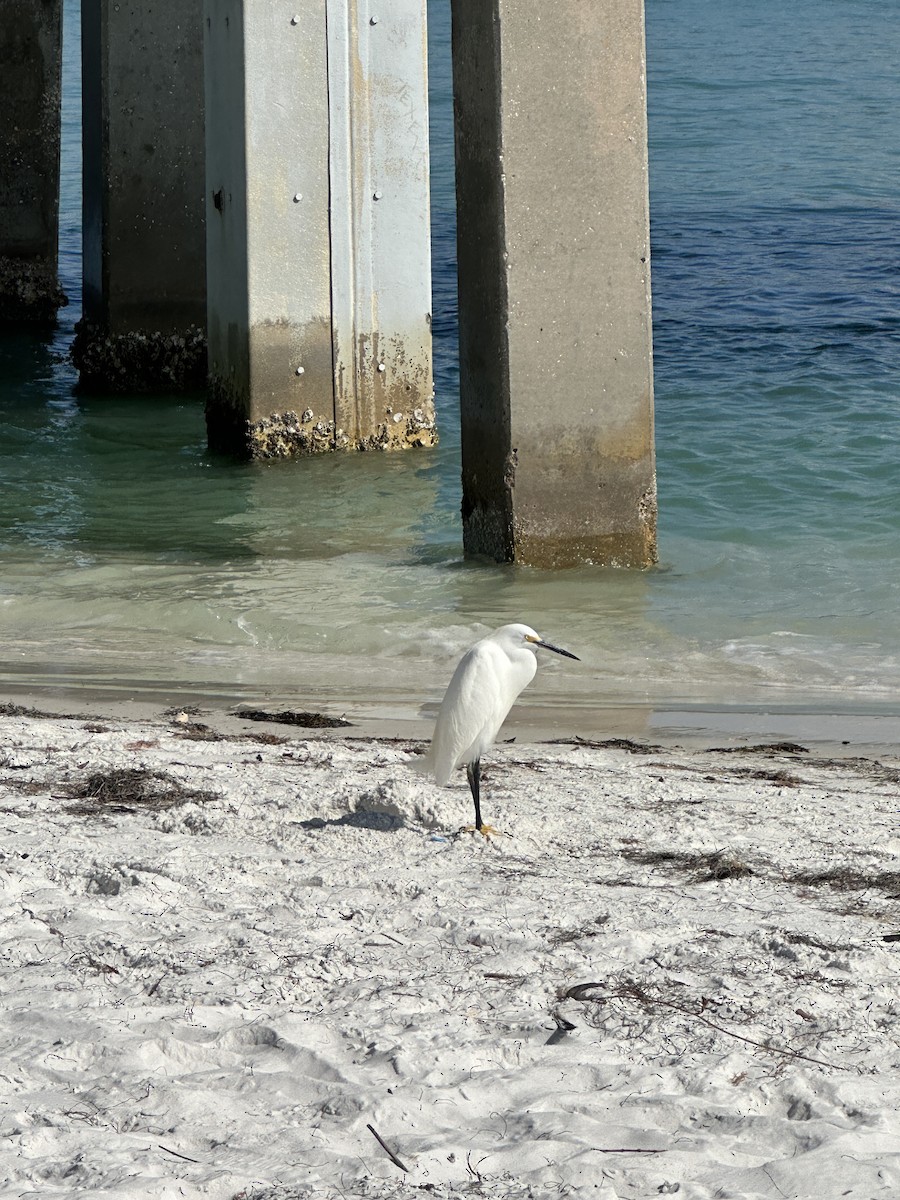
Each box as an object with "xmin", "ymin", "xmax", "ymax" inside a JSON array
[{"xmin": 1, "ymin": 0, "xmax": 899, "ymax": 722}]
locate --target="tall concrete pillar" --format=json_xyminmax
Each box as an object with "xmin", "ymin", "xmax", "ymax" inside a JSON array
[
  {"xmin": 204, "ymin": 0, "xmax": 436, "ymax": 458},
  {"xmin": 452, "ymin": 0, "xmax": 657, "ymax": 568},
  {"xmin": 0, "ymin": 0, "xmax": 66, "ymax": 323},
  {"xmin": 75, "ymin": 0, "xmax": 206, "ymax": 391}
]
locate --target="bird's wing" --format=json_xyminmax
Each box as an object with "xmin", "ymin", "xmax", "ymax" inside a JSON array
[{"xmin": 428, "ymin": 641, "xmax": 516, "ymax": 785}]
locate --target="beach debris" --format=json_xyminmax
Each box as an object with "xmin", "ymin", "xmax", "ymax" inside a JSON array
[
  {"xmin": 164, "ymin": 706, "xmax": 204, "ymax": 721},
  {"xmin": 562, "ymin": 978, "xmax": 843, "ymax": 1070},
  {"xmin": 0, "ymin": 701, "xmax": 94, "ymax": 721},
  {"xmin": 708, "ymin": 741, "xmax": 810, "ymax": 755},
  {"xmin": 648, "ymin": 759, "xmax": 808, "ymax": 787},
  {"xmin": 549, "ymin": 734, "xmax": 664, "ymax": 754},
  {"xmin": 733, "ymin": 766, "xmax": 805, "ymax": 785},
  {"xmin": 243, "ymin": 731, "xmax": 289, "ymax": 745},
  {"xmin": 788, "ymin": 866, "xmax": 900, "ymax": 894},
  {"xmin": 158, "ymin": 1144, "xmax": 201, "ymax": 1164},
  {"xmin": 61, "ymin": 767, "xmax": 218, "ymax": 816},
  {"xmin": 549, "ymin": 914, "xmax": 611, "ymax": 945},
  {"xmin": 366, "ymin": 1123, "xmax": 409, "ymax": 1173},
  {"xmin": 237, "ymin": 708, "xmax": 353, "ymax": 728},
  {"xmin": 171, "ymin": 721, "xmax": 225, "ymax": 742},
  {"xmin": 621, "ymin": 847, "xmax": 753, "ymax": 881}
]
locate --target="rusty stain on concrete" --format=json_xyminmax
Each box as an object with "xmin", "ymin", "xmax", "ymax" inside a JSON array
[
  {"xmin": 462, "ymin": 406, "xmax": 657, "ymax": 569},
  {"xmin": 335, "ymin": 326, "xmax": 436, "ymax": 451}
]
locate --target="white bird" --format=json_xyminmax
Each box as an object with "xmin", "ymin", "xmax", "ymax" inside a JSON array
[{"xmin": 422, "ymin": 623, "xmax": 580, "ymax": 836}]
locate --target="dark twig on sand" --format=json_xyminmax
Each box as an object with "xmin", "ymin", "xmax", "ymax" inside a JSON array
[
  {"xmin": 591, "ymin": 1146, "xmax": 668, "ymax": 1154},
  {"xmin": 366, "ymin": 1124, "xmax": 409, "ymax": 1172},
  {"xmin": 565, "ymin": 981, "xmax": 845, "ymax": 1071},
  {"xmin": 158, "ymin": 1144, "xmax": 200, "ymax": 1163}
]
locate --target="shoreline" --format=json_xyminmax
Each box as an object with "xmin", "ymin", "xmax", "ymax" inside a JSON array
[{"xmin": 1, "ymin": 675, "xmax": 899, "ymax": 759}]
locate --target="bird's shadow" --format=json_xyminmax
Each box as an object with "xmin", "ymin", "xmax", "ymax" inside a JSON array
[{"xmin": 298, "ymin": 811, "xmax": 405, "ymax": 833}]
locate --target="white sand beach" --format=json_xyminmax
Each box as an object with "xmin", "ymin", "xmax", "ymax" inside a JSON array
[{"xmin": 1, "ymin": 704, "xmax": 899, "ymax": 1199}]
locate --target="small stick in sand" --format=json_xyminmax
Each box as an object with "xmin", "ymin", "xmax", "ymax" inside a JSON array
[
  {"xmin": 591, "ymin": 1146, "xmax": 668, "ymax": 1154},
  {"xmin": 366, "ymin": 1123, "xmax": 409, "ymax": 1173},
  {"xmin": 565, "ymin": 981, "xmax": 845, "ymax": 1071},
  {"xmin": 158, "ymin": 1144, "xmax": 200, "ymax": 1163}
]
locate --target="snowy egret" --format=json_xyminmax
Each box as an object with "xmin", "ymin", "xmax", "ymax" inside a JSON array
[{"xmin": 422, "ymin": 623, "xmax": 580, "ymax": 836}]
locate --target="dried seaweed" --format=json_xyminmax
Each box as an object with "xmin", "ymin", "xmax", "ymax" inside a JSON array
[
  {"xmin": 62, "ymin": 768, "xmax": 218, "ymax": 816},
  {"xmin": 622, "ymin": 847, "xmax": 754, "ymax": 881},
  {"xmin": 726, "ymin": 766, "xmax": 806, "ymax": 786},
  {"xmin": 548, "ymin": 735, "xmax": 663, "ymax": 754},
  {"xmin": 237, "ymin": 709, "xmax": 352, "ymax": 729},
  {"xmin": 788, "ymin": 867, "xmax": 900, "ymax": 894},
  {"xmin": 171, "ymin": 722, "xmax": 225, "ymax": 742},
  {"xmin": 707, "ymin": 742, "xmax": 810, "ymax": 755},
  {"xmin": 0, "ymin": 701, "xmax": 93, "ymax": 721}
]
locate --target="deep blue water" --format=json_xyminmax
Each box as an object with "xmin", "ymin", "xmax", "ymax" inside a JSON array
[{"xmin": 0, "ymin": 0, "xmax": 898, "ymax": 722}]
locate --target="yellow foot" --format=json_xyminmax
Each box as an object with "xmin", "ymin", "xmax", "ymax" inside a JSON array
[{"xmin": 461, "ymin": 823, "xmax": 504, "ymax": 839}]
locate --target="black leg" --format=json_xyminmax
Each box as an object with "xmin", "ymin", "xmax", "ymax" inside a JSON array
[{"xmin": 467, "ymin": 758, "xmax": 483, "ymax": 830}]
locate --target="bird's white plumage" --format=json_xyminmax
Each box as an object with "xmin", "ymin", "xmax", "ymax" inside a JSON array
[{"xmin": 425, "ymin": 624, "xmax": 542, "ymax": 785}]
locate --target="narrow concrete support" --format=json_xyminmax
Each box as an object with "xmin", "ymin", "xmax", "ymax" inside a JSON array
[
  {"xmin": 75, "ymin": 0, "xmax": 206, "ymax": 391},
  {"xmin": 204, "ymin": 0, "xmax": 435, "ymax": 458},
  {"xmin": 0, "ymin": 0, "xmax": 66, "ymax": 322},
  {"xmin": 452, "ymin": 0, "xmax": 657, "ymax": 568}
]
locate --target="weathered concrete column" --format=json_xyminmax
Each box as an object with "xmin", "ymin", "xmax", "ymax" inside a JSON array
[
  {"xmin": 0, "ymin": 0, "xmax": 66, "ymax": 322},
  {"xmin": 75, "ymin": 0, "xmax": 206, "ymax": 391},
  {"xmin": 452, "ymin": 0, "xmax": 657, "ymax": 568},
  {"xmin": 204, "ymin": 0, "xmax": 436, "ymax": 458}
]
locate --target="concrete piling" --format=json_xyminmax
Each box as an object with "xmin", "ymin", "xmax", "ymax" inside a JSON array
[
  {"xmin": 451, "ymin": 0, "xmax": 657, "ymax": 567},
  {"xmin": 74, "ymin": 0, "xmax": 206, "ymax": 391},
  {"xmin": 204, "ymin": 0, "xmax": 436, "ymax": 458},
  {"xmin": 6, "ymin": 1, "xmax": 659, "ymax": 568},
  {"xmin": 203, "ymin": 0, "xmax": 334, "ymax": 455},
  {"xmin": 327, "ymin": 0, "xmax": 435, "ymax": 453},
  {"xmin": 0, "ymin": 0, "xmax": 67, "ymax": 323}
]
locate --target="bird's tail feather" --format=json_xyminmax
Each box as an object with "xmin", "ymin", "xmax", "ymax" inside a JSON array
[{"xmin": 407, "ymin": 747, "xmax": 434, "ymax": 779}]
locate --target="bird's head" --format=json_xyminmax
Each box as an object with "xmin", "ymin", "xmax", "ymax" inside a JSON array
[{"xmin": 498, "ymin": 623, "xmax": 580, "ymax": 661}]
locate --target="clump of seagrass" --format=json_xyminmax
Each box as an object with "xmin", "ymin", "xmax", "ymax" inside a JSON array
[
  {"xmin": 622, "ymin": 847, "xmax": 753, "ymax": 882},
  {"xmin": 549, "ymin": 914, "xmax": 611, "ymax": 946},
  {"xmin": 549, "ymin": 735, "xmax": 663, "ymax": 754},
  {"xmin": 237, "ymin": 708, "xmax": 352, "ymax": 728},
  {"xmin": 0, "ymin": 701, "xmax": 94, "ymax": 721},
  {"xmin": 63, "ymin": 768, "xmax": 218, "ymax": 816},
  {"xmin": 708, "ymin": 741, "xmax": 809, "ymax": 755},
  {"xmin": 171, "ymin": 721, "xmax": 225, "ymax": 742},
  {"xmin": 788, "ymin": 866, "xmax": 900, "ymax": 894},
  {"xmin": 728, "ymin": 766, "xmax": 806, "ymax": 786}
]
